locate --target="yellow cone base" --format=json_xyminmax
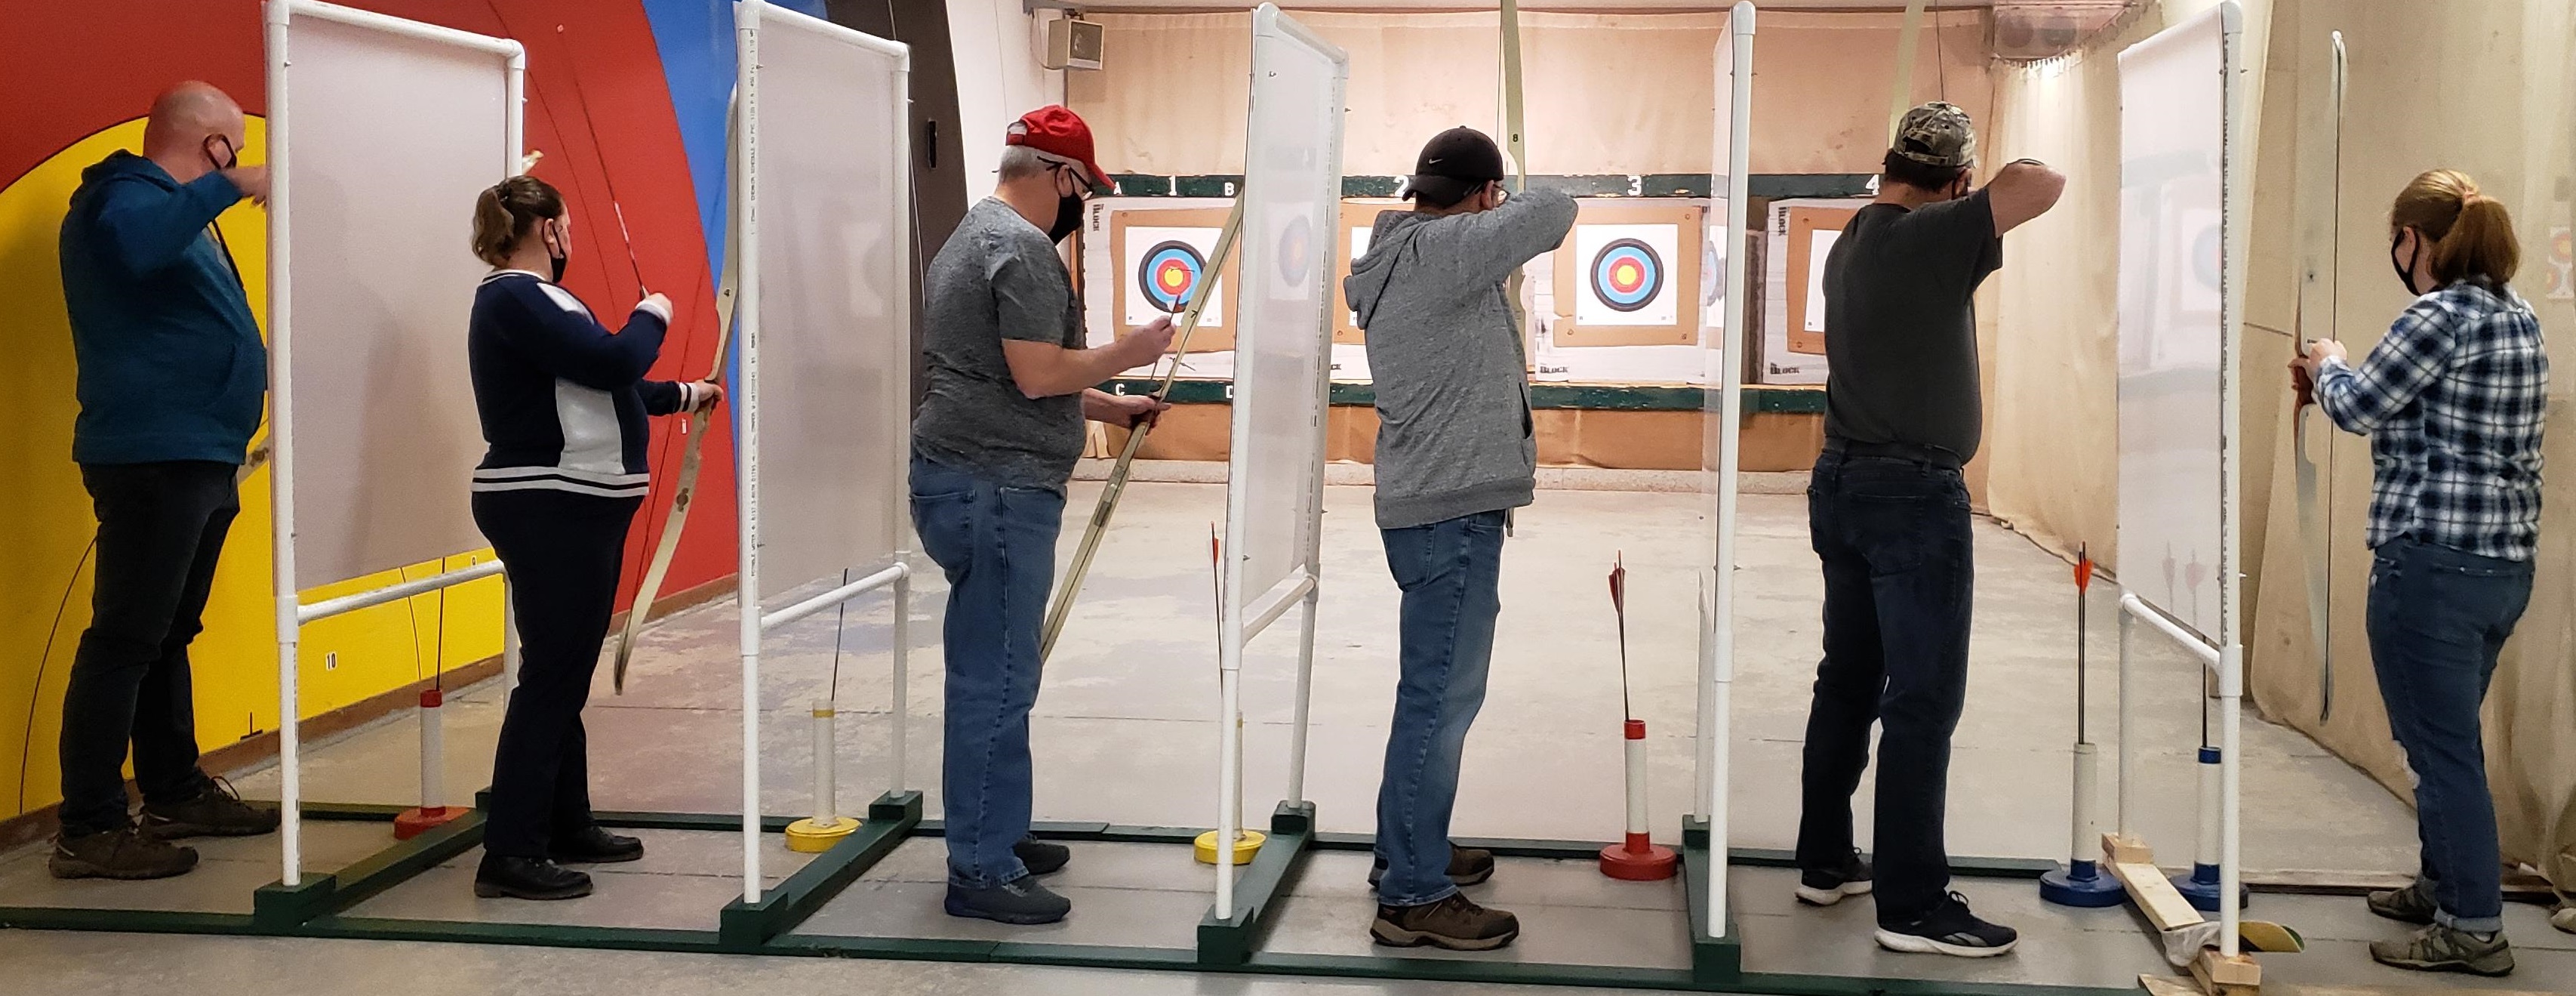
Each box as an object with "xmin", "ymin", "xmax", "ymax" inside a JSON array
[
  {"xmin": 1193, "ymin": 829, "xmax": 1264, "ymax": 865},
  {"xmin": 784, "ymin": 816, "xmax": 861, "ymax": 853}
]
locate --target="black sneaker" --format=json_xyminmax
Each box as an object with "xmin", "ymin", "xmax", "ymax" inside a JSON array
[
  {"xmin": 1796, "ymin": 850, "xmax": 1875, "ymax": 906},
  {"xmin": 1371, "ymin": 893, "xmax": 1519, "ymax": 951},
  {"xmin": 2371, "ymin": 924, "xmax": 2515, "ymax": 977},
  {"xmin": 139, "ymin": 777, "xmax": 279, "ymax": 840},
  {"xmin": 2366, "ymin": 878, "xmax": 2438, "ymax": 926},
  {"xmin": 946, "ymin": 876, "xmax": 1071, "ymax": 925},
  {"xmin": 48, "ymin": 826, "xmax": 199, "ymax": 880},
  {"xmin": 1368, "ymin": 846, "xmax": 1496, "ymax": 888},
  {"xmin": 550, "ymin": 825, "xmax": 644, "ymax": 864},
  {"xmin": 474, "ymin": 855, "xmax": 594, "ymax": 900},
  {"xmin": 1875, "ymin": 891, "xmax": 2019, "ymax": 957},
  {"xmin": 1014, "ymin": 838, "xmax": 1071, "ymax": 876}
]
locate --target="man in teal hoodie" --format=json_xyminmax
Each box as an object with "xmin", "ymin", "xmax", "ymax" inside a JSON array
[
  {"xmin": 1342, "ymin": 126, "xmax": 1576, "ymax": 952},
  {"xmin": 51, "ymin": 81, "xmax": 281, "ymax": 882}
]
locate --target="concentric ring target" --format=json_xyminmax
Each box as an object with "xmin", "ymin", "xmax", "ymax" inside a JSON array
[
  {"xmin": 1590, "ymin": 238, "xmax": 1664, "ymax": 313},
  {"xmin": 1278, "ymin": 214, "xmax": 1314, "ymax": 285},
  {"xmin": 1137, "ymin": 240, "xmax": 1208, "ymax": 313}
]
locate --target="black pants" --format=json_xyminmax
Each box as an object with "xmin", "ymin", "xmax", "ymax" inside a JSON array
[
  {"xmin": 472, "ymin": 489, "xmax": 641, "ymax": 859},
  {"xmin": 57, "ymin": 461, "xmax": 235, "ymax": 837},
  {"xmin": 1797, "ymin": 449, "xmax": 1974, "ymax": 924}
]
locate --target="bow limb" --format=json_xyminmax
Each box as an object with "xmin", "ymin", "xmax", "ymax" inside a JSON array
[
  {"xmin": 1500, "ymin": 0, "xmax": 1530, "ymax": 350},
  {"xmin": 613, "ymin": 97, "xmax": 743, "ymax": 693},
  {"xmin": 1036, "ymin": 196, "xmax": 1247, "ymax": 661}
]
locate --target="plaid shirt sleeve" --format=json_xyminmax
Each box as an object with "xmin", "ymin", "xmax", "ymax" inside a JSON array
[{"xmin": 2313, "ymin": 298, "xmax": 2454, "ymax": 433}]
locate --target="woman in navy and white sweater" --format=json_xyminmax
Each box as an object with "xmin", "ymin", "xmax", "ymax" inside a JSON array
[{"xmin": 464, "ymin": 174, "xmax": 718, "ymax": 901}]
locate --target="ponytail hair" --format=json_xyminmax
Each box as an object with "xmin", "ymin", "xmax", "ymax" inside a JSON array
[
  {"xmin": 2390, "ymin": 168, "xmax": 2519, "ymax": 288},
  {"xmin": 471, "ymin": 174, "xmax": 565, "ymax": 267}
]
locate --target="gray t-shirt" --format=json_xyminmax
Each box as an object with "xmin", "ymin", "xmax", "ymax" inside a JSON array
[
  {"xmin": 1820, "ymin": 188, "xmax": 2002, "ymax": 461},
  {"xmin": 912, "ymin": 197, "xmax": 1088, "ymax": 488}
]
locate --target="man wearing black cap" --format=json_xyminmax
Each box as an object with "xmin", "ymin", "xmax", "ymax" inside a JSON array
[
  {"xmin": 1343, "ymin": 125, "xmax": 1576, "ymax": 952},
  {"xmin": 1793, "ymin": 101, "xmax": 2063, "ymax": 957}
]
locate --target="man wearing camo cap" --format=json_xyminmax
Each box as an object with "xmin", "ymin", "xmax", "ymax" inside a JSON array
[{"xmin": 1790, "ymin": 101, "xmax": 2064, "ymax": 958}]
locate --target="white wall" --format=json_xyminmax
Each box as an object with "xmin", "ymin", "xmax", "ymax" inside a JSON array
[{"xmin": 948, "ymin": 0, "xmax": 1063, "ymax": 202}]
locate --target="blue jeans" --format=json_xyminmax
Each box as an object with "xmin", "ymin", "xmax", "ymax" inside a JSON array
[
  {"xmin": 1374, "ymin": 510, "xmax": 1508, "ymax": 906},
  {"xmin": 1798, "ymin": 449, "xmax": 1974, "ymax": 925},
  {"xmin": 2366, "ymin": 536, "xmax": 2531, "ymax": 934},
  {"xmin": 909, "ymin": 455, "xmax": 1065, "ymax": 888}
]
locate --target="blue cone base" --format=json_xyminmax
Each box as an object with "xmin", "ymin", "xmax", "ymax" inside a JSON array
[
  {"xmin": 2039, "ymin": 860, "xmax": 2129, "ymax": 908},
  {"xmin": 2171, "ymin": 864, "xmax": 2251, "ymax": 912}
]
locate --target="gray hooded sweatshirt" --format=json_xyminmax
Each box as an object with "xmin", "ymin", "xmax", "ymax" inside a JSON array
[{"xmin": 1343, "ymin": 188, "xmax": 1578, "ymax": 529}]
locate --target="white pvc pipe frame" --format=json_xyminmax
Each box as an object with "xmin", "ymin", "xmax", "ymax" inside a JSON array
[
  {"xmin": 1211, "ymin": 3, "xmax": 1346, "ymax": 924},
  {"xmin": 1691, "ymin": 0, "xmax": 1758, "ymax": 934},
  {"xmin": 2113, "ymin": 0, "xmax": 2248, "ymax": 961},
  {"xmin": 734, "ymin": 0, "xmax": 916, "ymax": 905},
  {"xmin": 266, "ymin": 0, "xmax": 525, "ymax": 890}
]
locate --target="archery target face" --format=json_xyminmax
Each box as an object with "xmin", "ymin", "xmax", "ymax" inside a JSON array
[
  {"xmin": 1266, "ymin": 208, "xmax": 1319, "ymax": 303},
  {"xmin": 1573, "ymin": 223, "xmax": 1679, "ymax": 325},
  {"xmin": 1122, "ymin": 226, "xmax": 1226, "ymax": 326}
]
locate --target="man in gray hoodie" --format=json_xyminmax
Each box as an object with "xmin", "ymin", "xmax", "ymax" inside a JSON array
[{"xmin": 1342, "ymin": 126, "xmax": 1576, "ymax": 952}]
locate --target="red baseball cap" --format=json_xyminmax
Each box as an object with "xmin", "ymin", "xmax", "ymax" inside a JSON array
[{"xmin": 1007, "ymin": 106, "xmax": 1111, "ymax": 190}]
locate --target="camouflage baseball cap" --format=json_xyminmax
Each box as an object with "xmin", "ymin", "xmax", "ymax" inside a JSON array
[{"xmin": 1891, "ymin": 101, "xmax": 1976, "ymax": 168}]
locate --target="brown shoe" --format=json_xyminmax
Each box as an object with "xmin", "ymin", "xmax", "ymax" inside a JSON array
[
  {"xmin": 1371, "ymin": 893, "xmax": 1520, "ymax": 951},
  {"xmin": 1368, "ymin": 845, "xmax": 1497, "ymax": 887},
  {"xmin": 49, "ymin": 826, "xmax": 199, "ymax": 880},
  {"xmin": 140, "ymin": 777, "xmax": 279, "ymax": 840}
]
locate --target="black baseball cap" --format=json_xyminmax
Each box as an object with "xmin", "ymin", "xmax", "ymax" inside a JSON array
[{"xmin": 1404, "ymin": 126, "xmax": 1506, "ymax": 203}]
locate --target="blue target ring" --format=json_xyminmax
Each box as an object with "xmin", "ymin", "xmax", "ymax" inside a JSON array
[
  {"xmin": 1590, "ymin": 238, "xmax": 1664, "ymax": 313},
  {"xmin": 1137, "ymin": 240, "xmax": 1208, "ymax": 313}
]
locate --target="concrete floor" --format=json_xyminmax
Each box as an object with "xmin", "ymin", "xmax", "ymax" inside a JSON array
[{"xmin": 9, "ymin": 481, "xmax": 2570, "ymax": 992}]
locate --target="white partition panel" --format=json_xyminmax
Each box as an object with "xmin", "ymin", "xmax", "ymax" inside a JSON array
[
  {"xmin": 280, "ymin": 5, "xmax": 514, "ymax": 585},
  {"xmin": 746, "ymin": 9, "xmax": 911, "ymax": 594},
  {"xmin": 1228, "ymin": 8, "xmax": 1345, "ymax": 605},
  {"xmin": 2116, "ymin": 6, "xmax": 2229, "ymax": 640}
]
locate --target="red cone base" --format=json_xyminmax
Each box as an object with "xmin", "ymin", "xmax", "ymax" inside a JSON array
[
  {"xmin": 1599, "ymin": 833, "xmax": 1677, "ymax": 880},
  {"xmin": 393, "ymin": 806, "xmax": 468, "ymax": 840}
]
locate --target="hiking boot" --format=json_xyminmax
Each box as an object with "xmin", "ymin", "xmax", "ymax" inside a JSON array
[
  {"xmin": 946, "ymin": 876, "xmax": 1072, "ymax": 925},
  {"xmin": 1796, "ymin": 850, "xmax": 1876, "ymax": 906},
  {"xmin": 1875, "ymin": 891, "xmax": 2019, "ymax": 957},
  {"xmin": 2366, "ymin": 878, "xmax": 2438, "ymax": 926},
  {"xmin": 2370, "ymin": 924, "xmax": 2514, "ymax": 977},
  {"xmin": 1368, "ymin": 846, "xmax": 1497, "ymax": 888},
  {"xmin": 550, "ymin": 825, "xmax": 644, "ymax": 864},
  {"xmin": 139, "ymin": 778, "xmax": 278, "ymax": 840},
  {"xmin": 474, "ymin": 855, "xmax": 594, "ymax": 900},
  {"xmin": 1370, "ymin": 893, "xmax": 1520, "ymax": 951},
  {"xmin": 1014, "ymin": 838, "xmax": 1071, "ymax": 876},
  {"xmin": 48, "ymin": 826, "xmax": 199, "ymax": 880}
]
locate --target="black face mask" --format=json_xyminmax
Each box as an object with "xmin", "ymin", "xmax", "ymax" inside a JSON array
[
  {"xmin": 2390, "ymin": 233, "xmax": 2416, "ymax": 295},
  {"xmin": 1049, "ymin": 194, "xmax": 1085, "ymax": 244},
  {"xmin": 546, "ymin": 219, "xmax": 571, "ymax": 283}
]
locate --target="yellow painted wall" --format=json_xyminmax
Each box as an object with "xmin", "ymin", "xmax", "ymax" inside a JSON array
[{"xmin": 3, "ymin": 119, "xmax": 503, "ymax": 820}]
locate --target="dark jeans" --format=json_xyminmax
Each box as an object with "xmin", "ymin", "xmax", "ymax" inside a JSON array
[
  {"xmin": 909, "ymin": 455, "xmax": 1064, "ymax": 888},
  {"xmin": 1374, "ymin": 510, "xmax": 1507, "ymax": 906},
  {"xmin": 2366, "ymin": 536, "xmax": 2531, "ymax": 934},
  {"xmin": 473, "ymin": 489, "xmax": 642, "ymax": 859},
  {"xmin": 57, "ymin": 461, "xmax": 235, "ymax": 837},
  {"xmin": 1798, "ymin": 449, "xmax": 1974, "ymax": 924}
]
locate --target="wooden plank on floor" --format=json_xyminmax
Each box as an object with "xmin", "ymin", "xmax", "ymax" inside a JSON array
[{"xmin": 2110, "ymin": 859, "xmax": 2205, "ymax": 931}]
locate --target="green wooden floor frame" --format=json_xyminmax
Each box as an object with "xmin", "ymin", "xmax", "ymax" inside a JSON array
[{"xmin": 0, "ymin": 797, "xmax": 2128, "ymax": 996}]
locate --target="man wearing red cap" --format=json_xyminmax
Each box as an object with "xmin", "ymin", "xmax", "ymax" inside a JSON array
[{"xmin": 909, "ymin": 106, "xmax": 1170, "ymax": 925}]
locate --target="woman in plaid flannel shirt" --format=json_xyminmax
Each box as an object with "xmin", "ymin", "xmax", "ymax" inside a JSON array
[{"xmin": 2297, "ymin": 169, "xmax": 2548, "ymax": 979}]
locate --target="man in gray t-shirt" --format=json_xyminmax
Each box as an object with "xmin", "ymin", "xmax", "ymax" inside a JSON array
[
  {"xmin": 1796, "ymin": 102, "xmax": 2062, "ymax": 959},
  {"xmin": 908, "ymin": 106, "xmax": 1169, "ymax": 927}
]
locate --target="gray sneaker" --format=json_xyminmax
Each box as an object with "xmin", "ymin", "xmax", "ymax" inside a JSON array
[
  {"xmin": 2370, "ymin": 924, "xmax": 2514, "ymax": 977},
  {"xmin": 48, "ymin": 827, "xmax": 199, "ymax": 880},
  {"xmin": 946, "ymin": 877, "xmax": 1071, "ymax": 925},
  {"xmin": 2366, "ymin": 878, "xmax": 2438, "ymax": 925}
]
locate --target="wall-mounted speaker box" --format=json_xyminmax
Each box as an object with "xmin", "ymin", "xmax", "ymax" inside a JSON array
[{"xmin": 1047, "ymin": 17, "xmax": 1103, "ymax": 71}]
